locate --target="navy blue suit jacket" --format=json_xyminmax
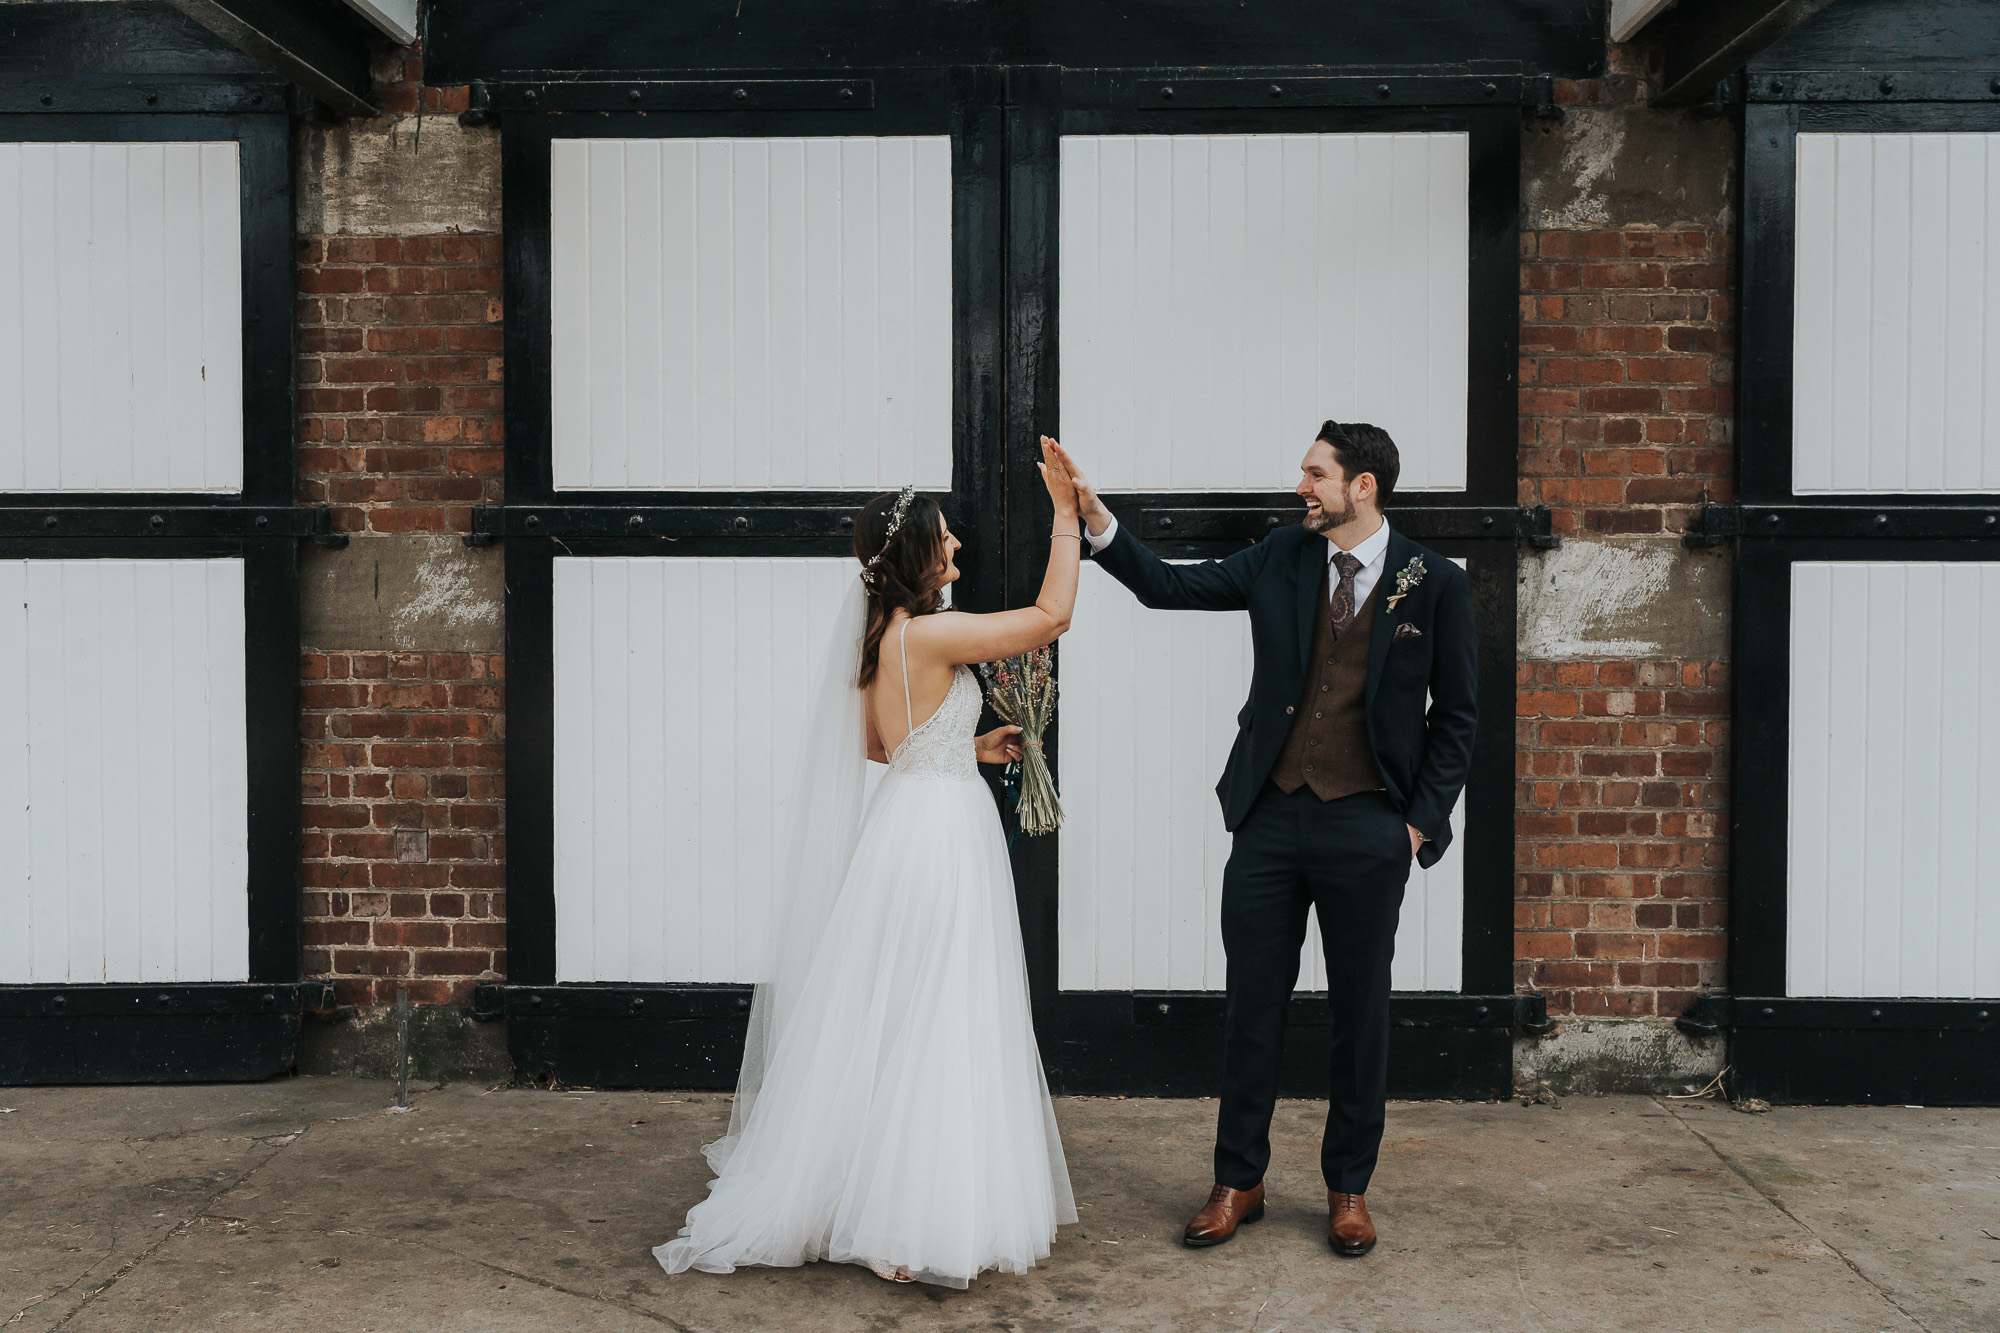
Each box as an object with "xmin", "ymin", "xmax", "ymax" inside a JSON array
[{"xmin": 1088, "ymin": 520, "xmax": 1478, "ymax": 869}]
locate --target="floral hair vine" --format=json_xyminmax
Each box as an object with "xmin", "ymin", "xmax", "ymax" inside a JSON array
[{"xmin": 858, "ymin": 484, "xmax": 919, "ymax": 591}]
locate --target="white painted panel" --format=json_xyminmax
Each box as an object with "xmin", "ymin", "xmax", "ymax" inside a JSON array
[
  {"xmin": 1058, "ymin": 562, "xmax": 1465, "ymax": 993},
  {"xmin": 550, "ymin": 137, "xmax": 954, "ymax": 491},
  {"xmin": 1793, "ymin": 133, "xmax": 2000, "ymax": 494},
  {"xmin": 0, "ymin": 142, "xmax": 242, "ymax": 493},
  {"xmin": 1788, "ymin": 562, "xmax": 2000, "ymax": 998},
  {"xmin": 553, "ymin": 557, "xmax": 868, "ymax": 982},
  {"xmin": 1060, "ymin": 133, "xmax": 1469, "ymax": 494},
  {"xmin": 0, "ymin": 559, "xmax": 248, "ymax": 983}
]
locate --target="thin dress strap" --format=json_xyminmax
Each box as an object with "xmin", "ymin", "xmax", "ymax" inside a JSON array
[{"xmin": 898, "ymin": 618, "xmax": 914, "ymax": 736}]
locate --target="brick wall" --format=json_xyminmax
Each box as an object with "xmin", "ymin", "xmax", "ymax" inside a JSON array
[
  {"xmin": 1513, "ymin": 50, "xmax": 1733, "ymax": 1020},
  {"xmin": 295, "ymin": 230, "xmax": 503, "ymax": 536},
  {"xmin": 300, "ymin": 650, "xmax": 506, "ymax": 1005},
  {"xmin": 297, "ymin": 47, "xmax": 505, "ymax": 1006}
]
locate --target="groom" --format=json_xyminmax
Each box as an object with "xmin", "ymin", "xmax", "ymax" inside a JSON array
[{"xmin": 1054, "ymin": 423, "xmax": 1477, "ymax": 1257}]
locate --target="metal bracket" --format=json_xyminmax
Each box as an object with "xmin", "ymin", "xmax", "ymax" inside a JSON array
[
  {"xmin": 0, "ymin": 504, "xmax": 343, "ymax": 542},
  {"xmin": 482, "ymin": 79, "xmax": 874, "ymax": 113},
  {"xmin": 1515, "ymin": 992, "xmax": 1558, "ymax": 1036},
  {"xmin": 1682, "ymin": 501, "xmax": 1741, "ymax": 548},
  {"xmin": 1750, "ymin": 70, "xmax": 2000, "ymax": 103},
  {"xmin": 1518, "ymin": 504, "xmax": 1559, "ymax": 549},
  {"xmin": 1674, "ymin": 992, "xmax": 1732, "ymax": 1038}
]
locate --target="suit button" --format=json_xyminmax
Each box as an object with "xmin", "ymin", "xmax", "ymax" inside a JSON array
[
  {"xmin": 1286, "ymin": 706, "xmax": 1295, "ymax": 715},
  {"xmin": 1304, "ymin": 765, "xmax": 1315, "ymax": 773},
  {"xmin": 1314, "ymin": 712, "xmax": 1322, "ymax": 719},
  {"xmin": 1320, "ymin": 685, "xmax": 1330, "ymax": 693}
]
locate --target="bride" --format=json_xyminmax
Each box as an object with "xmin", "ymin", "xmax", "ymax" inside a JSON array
[{"xmin": 653, "ymin": 437, "xmax": 1083, "ymax": 1287}]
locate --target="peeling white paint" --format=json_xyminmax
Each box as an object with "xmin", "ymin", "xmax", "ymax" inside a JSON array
[
  {"xmin": 297, "ymin": 116, "xmax": 500, "ymax": 237},
  {"xmin": 1518, "ymin": 539, "xmax": 1676, "ymax": 659},
  {"xmin": 1544, "ymin": 114, "xmax": 1625, "ymax": 229},
  {"xmin": 392, "ymin": 536, "xmax": 501, "ymax": 650}
]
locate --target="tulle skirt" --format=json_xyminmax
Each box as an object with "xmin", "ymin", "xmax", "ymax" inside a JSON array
[{"xmin": 653, "ymin": 769, "xmax": 1077, "ymax": 1288}]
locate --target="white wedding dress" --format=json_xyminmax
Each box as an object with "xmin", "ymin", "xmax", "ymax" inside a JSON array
[{"xmin": 654, "ymin": 618, "xmax": 1076, "ymax": 1288}]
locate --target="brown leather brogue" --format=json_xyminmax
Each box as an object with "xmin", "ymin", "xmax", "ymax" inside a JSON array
[
  {"xmin": 1183, "ymin": 1182, "xmax": 1265, "ymax": 1248},
  {"xmin": 1328, "ymin": 1191, "xmax": 1376, "ymax": 1256}
]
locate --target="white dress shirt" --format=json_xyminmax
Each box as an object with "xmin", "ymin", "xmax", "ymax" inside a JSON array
[{"xmin": 1085, "ymin": 514, "xmax": 1394, "ymax": 606}]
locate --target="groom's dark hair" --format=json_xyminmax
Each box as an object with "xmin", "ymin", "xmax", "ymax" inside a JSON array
[{"xmin": 1317, "ymin": 420, "xmax": 1400, "ymax": 503}]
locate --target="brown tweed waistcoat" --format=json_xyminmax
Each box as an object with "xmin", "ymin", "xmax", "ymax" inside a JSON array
[{"xmin": 1269, "ymin": 559, "xmax": 1385, "ymax": 802}]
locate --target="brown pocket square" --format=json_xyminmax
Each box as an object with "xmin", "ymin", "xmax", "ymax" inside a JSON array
[{"xmin": 1393, "ymin": 622, "xmax": 1423, "ymax": 641}]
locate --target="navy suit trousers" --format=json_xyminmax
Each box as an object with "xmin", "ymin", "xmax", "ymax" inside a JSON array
[{"xmin": 1214, "ymin": 783, "xmax": 1412, "ymax": 1196}]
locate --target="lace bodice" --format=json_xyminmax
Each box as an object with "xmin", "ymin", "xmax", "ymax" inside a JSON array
[{"xmin": 888, "ymin": 622, "xmax": 982, "ymax": 781}]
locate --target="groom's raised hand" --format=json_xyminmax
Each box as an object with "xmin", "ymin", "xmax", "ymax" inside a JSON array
[{"xmin": 1046, "ymin": 441, "xmax": 1112, "ymax": 537}]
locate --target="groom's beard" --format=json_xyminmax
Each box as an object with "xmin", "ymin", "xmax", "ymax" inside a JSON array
[{"xmin": 1303, "ymin": 492, "xmax": 1357, "ymax": 534}]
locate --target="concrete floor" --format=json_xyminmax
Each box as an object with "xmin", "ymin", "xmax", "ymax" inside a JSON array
[{"xmin": 2, "ymin": 1077, "xmax": 1994, "ymax": 1332}]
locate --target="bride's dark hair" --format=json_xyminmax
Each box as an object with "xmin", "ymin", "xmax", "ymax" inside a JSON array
[{"xmin": 854, "ymin": 491, "xmax": 947, "ymax": 688}]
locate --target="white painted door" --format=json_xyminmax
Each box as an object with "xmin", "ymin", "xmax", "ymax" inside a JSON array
[
  {"xmin": 1060, "ymin": 131, "xmax": 1469, "ymax": 493},
  {"xmin": 1787, "ymin": 562, "xmax": 2000, "ymax": 998},
  {"xmin": 549, "ymin": 136, "xmax": 953, "ymax": 490},
  {"xmin": 0, "ymin": 142, "xmax": 243, "ymax": 493},
  {"xmin": 550, "ymin": 557, "xmax": 865, "ymax": 982},
  {"xmin": 1792, "ymin": 132, "xmax": 2000, "ymax": 493},
  {"xmin": 1059, "ymin": 562, "xmax": 1465, "ymax": 993},
  {"xmin": 1056, "ymin": 131, "xmax": 1473, "ymax": 994},
  {"xmin": 0, "ymin": 559, "xmax": 249, "ymax": 983}
]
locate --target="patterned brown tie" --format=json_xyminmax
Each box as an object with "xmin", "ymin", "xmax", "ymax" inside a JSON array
[{"xmin": 1330, "ymin": 551, "xmax": 1363, "ymax": 639}]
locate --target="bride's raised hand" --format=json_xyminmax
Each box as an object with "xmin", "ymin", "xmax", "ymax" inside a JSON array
[
  {"xmin": 1038, "ymin": 435, "xmax": 1079, "ymax": 519},
  {"xmin": 976, "ymin": 724, "xmax": 1025, "ymax": 765}
]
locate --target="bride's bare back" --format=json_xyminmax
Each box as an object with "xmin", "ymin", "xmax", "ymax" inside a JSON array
[{"xmin": 865, "ymin": 438, "xmax": 1082, "ymax": 761}]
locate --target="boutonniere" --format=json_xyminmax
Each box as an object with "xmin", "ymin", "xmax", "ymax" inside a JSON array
[{"xmin": 1385, "ymin": 555, "xmax": 1426, "ymax": 611}]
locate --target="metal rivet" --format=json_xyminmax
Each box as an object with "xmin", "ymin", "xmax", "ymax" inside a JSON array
[
  {"xmin": 732, "ymin": 88, "xmax": 748, "ymax": 102},
  {"xmin": 1269, "ymin": 84, "xmax": 1283, "ymax": 98},
  {"xmin": 1159, "ymin": 86, "xmax": 1175, "ymax": 100},
  {"xmin": 38, "ymin": 94, "xmax": 52, "ymax": 107},
  {"xmin": 839, "ymin": 87, "xmax": 855, "ymax": 100},
  {"xmin": 1265, "ymin": 515, "xmax": 1280, "ymax": 528},
  {"xmin": 1879, "ymin": 77, "xmax": 1896, "ymax": 95},
  {"xmin": 737, "ymin": 996, "xmax": 750, "ymax": 1008},
  {"xmin": 733, "ymin": 515, "xmax": 750, "ymax": 532},
  {"xmin": 1870, "ymin": 1007, "xmax": 1883, "ymax": 1018},
  {"xmin": 42, "ymin": 515, "xmax": 56, "ymax": 529},
  {"xmin": 1984, "ymin": 515, "xmax": 1996, "ymax": 527},
  {"xmin": 255, "ymin": 514, "xmax": 269, "ymax": 528},
  {"xmin": 1761, "ymin": 1006, "xmax": 1775, "ymax": 1016},
  {"xmin": 1376, "ymin": 83, "xmax": 1392, "ymax": 98},
  {"xmin": 144, "ymin": 93, "xmax": 159, "ymax": 106},
  {"xmin": 158, "ymin": 992, "xmax": 172, "ymax": 1006},
  {"xmin": 250, "ymin": 93, "xmax": 263, "ymax": 105},
  {"xmin": 52, "ymin": 995, "xmax": 64, "ymax": 1009},
  {"xmin": 1157, "ymin": 1003, "xmax": 1170, "ymax": 1013},
  {"xmin": 1979, "ymin": 1010, "xmax": 1990, "ymax": 1020},
  {"xmin": 529, "ymin": 994, "xmax": 542, "ymax": 1006},
  {"xmin": 628, "ymin": 89, "xmax": 641, "ymax": 102},
  {"xmin": 262, "ymin": 992, "xmax": 275, "ymax": 1007},
  {"xmin": 1482, "ymin": 82, "xmax": 1498, "ymax": 97},
  {"xmin": 1874, "ymin": 513, "xmax": 1889, "ymax": 525},
  {"xmin": 149, "ymin": 513, "xmax": 164, "ymax": 529},
  {"xmin": 838, "ymin": 515, "xmax": 854, "ymax": 530},
  {"xmin": 1766, "ymin": 513, "xmax": 1780, "ymax": 526},
  {"xmin": 631, "ymin": 997, "xmax": 644, "ymax": 1009},
  {"xmin": 523, "ymin": 89, "xmax": 538, "ymax": 103},
  {"xmin": 1157, "ymin": 515, "xmax": 1174, "ymax": 530},
  {"xmin": 1481, "ymin": 515, "xmax": 1496, "ymax": 529},
  {"xmin": 1769, "ymin": 79, "xmax": 1784, "ymax": 95},
  {"xmin": 627, "ymin": 514, "xmax": 643, "ymax": 528},
  {"xmin": 524, "ymin": 514, "xmax": 540, "ymax": 528}
]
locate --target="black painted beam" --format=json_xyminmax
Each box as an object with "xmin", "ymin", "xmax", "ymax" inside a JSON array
[
  {"xmin": 1648, "ymin": 0, "xmax": 1842, "ymax": 106},
  {"xmin": 163, "ymin": 0, "xmax": 379, "ymax": 117}
]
